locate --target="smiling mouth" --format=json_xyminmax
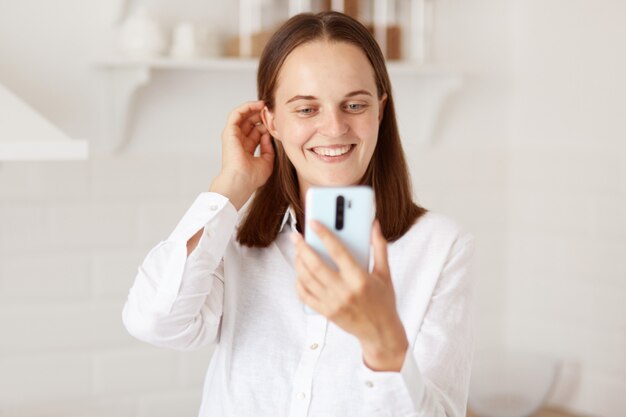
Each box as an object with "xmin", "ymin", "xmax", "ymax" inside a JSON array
[{"xmin": 309, "ymin": 144, "xmax": 355, "ymax": 157}]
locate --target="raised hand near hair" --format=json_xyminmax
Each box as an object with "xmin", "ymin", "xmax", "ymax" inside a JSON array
[
  {"xmin": 210, "ymin": 100, "xmax": 275, "ymax": 211},
  {"xmin": 187, "ymin": 101, "xmax": 273, "ymax": 256}
]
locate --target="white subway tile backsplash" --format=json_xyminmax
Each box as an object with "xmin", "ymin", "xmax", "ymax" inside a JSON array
[
  {"xmin": 92, "ymin": 249, "xmax": 147, "ymax": 299},
  {"xmin": 0, "ymin": 163, "xmax": 38, "ymax": 201},
  {"xmin": 589, "ymin": 285, "xmax": 626, "ymax": 332},
  {"xmin": 504, "ymin": 317, "xmax": 587, "ymax": 365},
  {"xmin": 508, "ymin": 188, "xmax": 595, "ymax": 236},
  {"xmin": 507, "ymin": 258, "xmax": 612, "ymax": 332},
  {"xmin": 135, "ymin": 201, "xmax": 190, "ymax": 247},
  {"xmin": 588, "ymin": 192, "xmax": 626, "ymax": 240},
  {"xmin": 582, "ymin": 329, "xmax": 626, "ymax": 378},
  {"xmin": 420, "ymin": 185, "xmax": 507, "ymax": 237},
  {"xmin": 474, "ymin": 313, "xmax": 507, "ymax": 352},
  {"xmin": 1, "ymin": 397, "xmax": 138, "ymax": 417},
  {"xmin": 555, "ymin": 279, "xmax": 596, "ymax": 326},
  {"xmin": 138, "ymin": 391, "xmax": 202, "ymax": 417},
  {"xmin": 506, "ymin": 229, "xmax": 566, "ymax": 280},
  {"xmin": 0, "ymin": 353, "xmax": 91, "ymax": 406},
  {"xmin": 32, "ymin": 162, "xmax": 91, "ymax": 201},
  {"xmin": 90, "ymin": 300, "xmax": 141, "ymax": 349},
  {"xmin": 92, "ymin": 348, "xmax": 180, "ymax": 396},
  {"xmin": 619, "ymin": 151, "xmax": 626, "ymax": 193},
  {"xmin": 0, "ymin": 252, "xmax": 91, "ymax": 301},
  {"xmin": 0, "ymin": 301, "xmax": 132, "ymax": 354},
  {"xmin": 0, "ymin": 204, "xmax": 52, "ymax": 252},
  {"xmin": 177, "ymin": 156, "xmax": 221, "ymax": 198},
  {"xmin": 90, "ymin": 155, "xmax": 180, "ymax": 202},
  {"xmin": 0, "ymin": 161, "xmax": 90, "ymax": 202},
  {"xmin": 509, "ymin": 146, "xmax": 622, "ymax": 192},
  {"xmin": 559, "ymin": 237, "xmax": 626, "ymax": 290},
  {"xmin": 473, "ymin": 284, "xmax": 507, "ymax": 318},
  {"xmin": 472, "ymin": 237, "xmax": 508, "ymax": 317},
  {"xmin": 409, "ymin": 146, "xmax": 508, "ymax": 188},
  {"xmin": 177, "ymin": 346, "xmax": 215, "ymax": 388},
  {"xmin": 475, "ymin": 237, "xmax": 508, "ymax": 285},
  {"xmin": 507, "ymin": 276, "xmax": 563, "ymax": 329},
  {"xmin": 47, "ymin": 202, "xmax": 137, "ymax": 250}
]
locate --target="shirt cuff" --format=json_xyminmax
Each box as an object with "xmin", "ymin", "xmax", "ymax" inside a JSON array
[
  {"xmin": 153, "ymin": 192, "xmax": 237, "ymax": 313},
  {"xmin": 167, "ymin": 192, "xmax": 236, "ymax": 242},
  {"xmin": 358, "ymin": 348, "xmax": 425, "ymax": 415}
]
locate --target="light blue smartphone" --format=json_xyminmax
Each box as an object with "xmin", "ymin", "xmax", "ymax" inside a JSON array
[{"xmin": 303, "ymin": 186, "xmax": 375, "ymax": 313}]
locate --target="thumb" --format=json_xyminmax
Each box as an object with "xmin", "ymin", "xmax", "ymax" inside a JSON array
[{"xmin": 372, "ymin": 220, "xmax": 391, "ymax": 282}]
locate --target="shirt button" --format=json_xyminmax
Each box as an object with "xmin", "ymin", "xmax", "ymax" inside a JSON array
[
  {"xmin": 365, "ymin": 380, "xmax": 374, "ymax": 388},
  {"xmin": 309, "ymin": 343, "xmax": 319, "ymax": 350},
  {"xmin": 209, "ymin": 204, "xmax": 218, "ymax": 211},
  {"xmin": 296, "ymin": 392, "xmax": 306, "ymax": 400}
]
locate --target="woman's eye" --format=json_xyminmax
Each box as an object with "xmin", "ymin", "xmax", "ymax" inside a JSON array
[
  {"xmin": 346, "ymin": 103, "xmax": 366, "ymax": 111},
  {"xmin": 296, "ymin": 108, "xmax": 315, "ymax": 115}
]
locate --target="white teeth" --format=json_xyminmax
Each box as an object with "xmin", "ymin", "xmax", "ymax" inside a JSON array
[{"xmin": 312, "ymin": 145, "xmax": 352, "ymax": 157}]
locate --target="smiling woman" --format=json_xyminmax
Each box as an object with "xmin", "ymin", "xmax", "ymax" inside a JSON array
[
  {"xmin": 263, "ymin": 41, "xmax": 383, "ymax": 200},
  {"xmin": 238, "ymin": 12, "xmax": 420, "ymax": 247},
  {"xmin": 123, "ymin": 11, "xmax": 475, "ymax": 417}
]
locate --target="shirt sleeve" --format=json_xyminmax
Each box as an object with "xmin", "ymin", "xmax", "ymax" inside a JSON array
[
  {"xmin": 358, "ymin": 233, "xmax": 475, "ymax": 417},
  {"xmin": 122, "ymin": 192, "xmax": 239, "ymax": 351}
]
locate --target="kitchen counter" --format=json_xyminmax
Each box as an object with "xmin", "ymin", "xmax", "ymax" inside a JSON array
[{"xmin": 468, "ymin": 407, "xmax": 583, "ymax": 417}]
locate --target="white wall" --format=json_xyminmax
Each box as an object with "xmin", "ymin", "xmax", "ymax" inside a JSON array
[
  {"xmin": 505, "ymin": 1, "xmax": 626, "ymax": 416},
  {"xmin": 4, "ymin": 2, "xmax": 222, "ymax": 416},
  {"xmin": 2, "ymin": 1, "xmax": 622, "ymax": 417},
  {"xmin": 6, "ymin": 0, "xmax": 505, "ymax": 416},
  {"xmin": 425, "ymin": 0, "xmax": 510, "ymax": 354}
]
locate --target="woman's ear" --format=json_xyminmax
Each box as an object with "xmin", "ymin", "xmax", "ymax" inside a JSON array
[
  {"xmin": 378, "ymin": 93, "xmax": 387, "ymax": 123},
  {"xmin": 261, "ymin": 106, "xmax": 280, "ymax": 140},
  {"xmin": 378, "ymin": 93, "xmax": 388, "ymax": 123}
]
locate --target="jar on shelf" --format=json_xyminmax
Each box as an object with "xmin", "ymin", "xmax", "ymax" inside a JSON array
[
  {"xmin": 225, "ymin": 0, "xmax": 434, "ymax": 64},
  {"xmin": 116, "ymin": 6, "xmax": 168, "ymax": 59},
  {"xmin": 332, "ymin": 0, "xmax": 436, "ymax": 63},
  {"xmin": 225, "ymin": 0, "xmax": 290, "ymax": 57}
]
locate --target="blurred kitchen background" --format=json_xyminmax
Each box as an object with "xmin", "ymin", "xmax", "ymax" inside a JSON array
[{"xmin": 0, "ymin": 0, "xmax": 624, "ymax": 416}]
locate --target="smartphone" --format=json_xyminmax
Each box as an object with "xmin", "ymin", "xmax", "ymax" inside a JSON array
[
  {"xmin": 303, "ymin": 186, "xmax": 375, "ymax": 314},
  {"xmin": 304, "ymin": 186, "xmax": 375, "ymax": 274}
]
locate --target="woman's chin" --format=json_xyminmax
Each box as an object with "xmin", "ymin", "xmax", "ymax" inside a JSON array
[
  {"xmin": 309, "ymin": 178, "xmax": 359, "ymax": 187},
  {"xmin": 298, "ymin": 172, "xmax": 364, "ymax": 194}
]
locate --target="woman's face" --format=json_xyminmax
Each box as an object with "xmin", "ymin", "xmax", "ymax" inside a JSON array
[{"xmin": 262, "ymin": 40, "xmax": 387, "ymax": 199}]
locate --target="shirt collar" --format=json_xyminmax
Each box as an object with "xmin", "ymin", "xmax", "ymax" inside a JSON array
[{"xmin": 279, "ymin": 205, "xmax": 298, "ymax": 233}]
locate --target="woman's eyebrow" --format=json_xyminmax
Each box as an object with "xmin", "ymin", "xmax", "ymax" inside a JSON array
[
  {"xmin": 286, "ymin": 95, "xmax": 316, "ymax": 104},
  {"xmin": 345, "ymin": 90, "xmax": 373, "ymax": 98},
  {"xmin": 285, "ymin": 90, "xmax": 373, "ymax": 104}
]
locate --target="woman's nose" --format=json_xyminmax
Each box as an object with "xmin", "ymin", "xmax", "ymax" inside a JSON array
[{"xmin": 318, "ymin": 108, "xmax": 349, "ymax": 138}]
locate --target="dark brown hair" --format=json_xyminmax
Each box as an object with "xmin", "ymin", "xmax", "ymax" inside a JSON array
[{"xmin": 237, "ymin": 11, "xmax": 426, "ymax": 247}]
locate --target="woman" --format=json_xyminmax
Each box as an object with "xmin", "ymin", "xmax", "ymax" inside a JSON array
[{"xmin": 123, "ymin": 11, "xmax": 474, "ymax": 417}]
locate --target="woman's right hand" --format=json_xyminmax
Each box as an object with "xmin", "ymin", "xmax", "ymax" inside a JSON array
[{"xmin": 210, "ymin": 100, "xmax": 275, "ymax": 210}]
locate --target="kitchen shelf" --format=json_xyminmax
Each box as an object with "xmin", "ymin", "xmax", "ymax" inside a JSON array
[
  {"xmin": 96, "ymin": 56, "xmax": 448, "ymax": 72},
  {"xmin": 94, "ymin": 57, "xmax": 462, "ymax": 153},
  {"xmin": 96, "ymin": 57, "xmax": 260, "ymax": 71}
]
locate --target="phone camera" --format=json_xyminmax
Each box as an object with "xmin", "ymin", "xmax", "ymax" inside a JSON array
[{"xmin": 335, "ymin": 195, "xmax": 345, "ymax": 230}]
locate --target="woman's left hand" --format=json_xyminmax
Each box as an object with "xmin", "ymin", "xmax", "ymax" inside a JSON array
[{"xmin": 292, "ymin": 220, "xmax": 409, "ymax": 372}]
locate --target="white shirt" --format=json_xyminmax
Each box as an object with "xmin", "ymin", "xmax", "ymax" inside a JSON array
[{"xmin": 122, "ymin": 192, "xmax": 475, "ymax": 417}]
